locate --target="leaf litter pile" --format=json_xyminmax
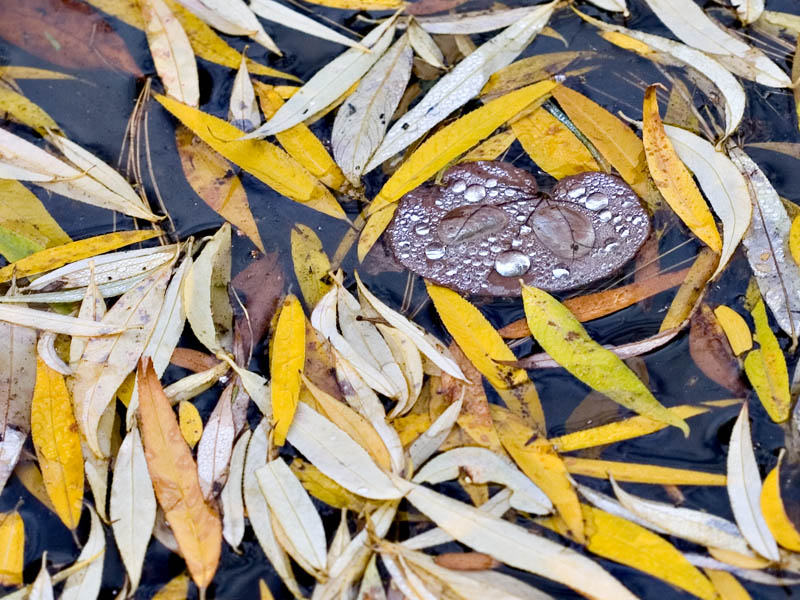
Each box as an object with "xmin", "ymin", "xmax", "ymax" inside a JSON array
[{"xmin": 5, "ymin": 0, "xmax": 800, "ymax": 598}]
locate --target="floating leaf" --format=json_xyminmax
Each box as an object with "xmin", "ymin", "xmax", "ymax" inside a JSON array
[
  {"xmin": 137, "ymin": 358, "xmax": 222, "ymax": 588},
  {"xmin": 178, "ymin": 400, "xmax": 202, "ymax": 448},
  {"xmin": 760, "ymin": 450, "xmax": 800, "ymax": 552},
  {"xmin": 291, "ymin": 224, "xmax": 332, "ymax": 310},
  {"xmin": 731, "ymin": 0, "xmax": 764, "ymax": 24},
  {"xmin": 0, "ymin": 180, "xmax": 70, "ymax": 262},
  {"xmin": 220, "ymin": 428, "xmax": 250, "ymax": 549},
  {"xmin": 522, "ymin": 284, "xmax": 689, "ymax": 435},
  {"xmin": 0, "ymin": 86, "xmax": 60, "ymax": 134},
  {"xmin": 689, "ymin": 304, "xmax": 746, "ymax": 395},
  {"xmin": 727, "ymin": 403, "xmax": 780, "ymax": 561},
  {"xmin": 564, "ymin": 457, "xmax": 726, "ymax": 485},
  {"xmin": 271, "ymin": 295, "xmax": 305, "ymax": 446},
  {"xmin": 714, "ymin": 306, "xmax": 753, "ymax": 356},
  {"xmin": 744, "ymin": 298, "xmax": 790, "ymax": 423},
  {"xmin": 228, "ymin": 54, "xmax": 260, "ymax": 132},
  {"xmin": 364, "ymin": 2, "xmax": 557, "ymax": 172},
  {"xmin": 196, "ymin": 383, "xmax": 235, "ymax": 499},
  {"xmin": 31, "ymin": 357, "xmax": 83, "ymax": 529},
  {"xmin": 659, "ymin": 248, "xmax": 718, "ymax": 332},
  {"xmin": 0, "ymin": 511, "xmax": 24, "ymax": 586},
  {"xmin": 29, "ymin": 557, "xmax": 54, "ymax": 600},
  {"xmin": 250, "ymin": 0, "xmax": 362, "ymax": 49},
  {"xmin": 643, "ymin": 85, "xmax": 722, "ymax": 253},
  {"xmin": 61, "ymin": 507, "xmax": 105, "ymax": 600},
  {"xmin": 155, "ymin": 94, "xmax": 345, "ymax": 220}
]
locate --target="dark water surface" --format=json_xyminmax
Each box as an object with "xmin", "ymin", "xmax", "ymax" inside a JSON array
[{"xmin": 2, "ymin": 0, "xmax": 800, "ymax": 598}]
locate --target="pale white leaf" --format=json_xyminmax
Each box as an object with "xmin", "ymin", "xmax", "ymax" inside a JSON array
[
  {"xmin": 0, "ymin": 305, "xmax": 125, "ymax": 336},
  {"xmin": 110, "ymin": 428, "xmax": 156, "ymax": 593},
  {"xmin": 257, "ymin": 458, "xmax": 328, "ymax": 573},
  {"xmin": 377, "ymin": 323, "xmax": 423, "ymax": 417},
  {"xmin": 0, "ymin": 317, "xmax": 36, "ymax": 439},
  {"xmin": 586, "ymin": 0, "xmax": 628, "ymax": 14},
  {"xmin": 729, "ymin": 146, "xmax": 800, "ymax": 340},
  {"xmin": 610, "ymin": 478, "xmax": 753, "ymax": 555},
  {"xmin": 643, "ymin": 0, "xmax": 790, "ymax": 87},
  {"xmin": 408, "ymin": 398, "xmax": 462, "ymax": 469},
  {"xmin": 364, "ymin": 1, "xmax": 557, "ymax": 172},
  {"xmin": 380, "ymin": 551, "xmax": 437, "ymax": 600},
  {"xmin": 356, "ymin": 555, "xmax": 387, "ymax": 600},
  {"xmin": 417, "ymin": 5, "xmax": 556, "ymax": 35},
  {"xmin": 731, "ymin": 0, "xmax": 764, "ymax": 24},
  {"xmin": 197, "ymin": 383, "xmax": 236, "ymax": 499},
  {"xmin": 407, "ymin": 22, "xmax": 443, "ymax": 67},
  {"xmin": 246, "ymin": 16, "xmax": 398, "ymax": 138},
  {"xmin": 61, "ymin": 507, "xmax": 105, "ymax": 600},
  {"xmin": 38, "ymin": 331, "xmax": 72, "ymax": 375},
  {"xmin": 217, "ymin": 354, "xmax": 271, "ymax": 416},
  {"xmin": 685, "ymin": 554, "xmax": 800, "ymax": 585},
  {"xmin": 576, "ymin": 483, "xmax": 666, "ymax": 533},
  {"xmin": 162, "ymin": 361, "xmax": 229, "ymax": 404},
  {"xmin": 727, "ymin": 402, "xmax": 780, "ymax": 560},
  {"xmin": 0, "ymin": 428, "xmax": 26, "ymax": 495},
  {"xmin": 243, "ymin": 420, "xmax": 302, "ymax": 597},
  {"xmin": 332, "ymin": 35, "xmax": 413, "ymax": 186},
  {"xmin": 402, "ymin": 482, "xmax": 638, "ymax": 600},
  {"xmin": 177, "ymin": 0, "xmax": 280, "ymax": 53},
  {"xmin": 355, "ymin": 272, "xmax": 465, "ymax": 380},
  {"xmin": 29, "ymin": 558, "xmax": 54, "ymax": 600},
  {"xmin": 327, "ymin": 509, "xmax": 351, "ymax": 567},
  {"xmin": 664, "ymin": 124, "xmax": 752, "ymax": 279},
  {"xmin": 286, "ymin": 401, "xmax": 402, "ymax": 499},
  {"xmin": 250, "ymin": 0, "xmax": 363, "ymax": 48},
  {"xmin": 413, "ymin": 446, "xmax": 551, "ymax": 514},
  {"xmin": 0, "ymin": 128, "xmax": 158, "ymax": 221},
  {"xmin": 221, "ymin": 428, "xmax": 250, "ymax": 549},
  {"xmin": 69, "ymin": 269, "xmax": 105, "ymax": 371},
  {"xmin": 228, "ymin": 54, "xmax": 260, "ymax": 132},
  {"xmin": 82, "ymin": 403, "xmax": 115, "ymax": 520}
]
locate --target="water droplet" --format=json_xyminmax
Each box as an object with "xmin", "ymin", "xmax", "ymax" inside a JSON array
[
  {"xmin": 464, "ymin": 184, "xmax": 486, "ymax": 202},
  {"xmin": 494, "ymin": 251, "xmax": 530, "ymax": 277},
  {"xmin": 415, "ymin": 224, "xmax": 430, "ymax": 235},
  {"xmin": 490, "ymin": 245, "xmax": 503, "ymax": 253},
  {"xmin": 568, "ymin": 186, "xmax": 586, "ymax": 199},
  {"xmin": 516, "ymin": 214, "xmax": 527, "ymax": 222},
  {"xmin": 520, "ymin": 225, "xmax": 532, "ymax": 235},
  {"xmin": 400, "ymin": 252, "xmax": 410, "ymax": 259},
  {"xmin": 584, "ymin": 192, "xmax": 609, "ymax": 211},
  {"xmin": 410, "ymin": 213, "xmax": 421, "ymax": 222},
  {"xmin": 505, "ymin": 188, "xmax": 516, "ymax": 196},
  {"xmin": 478, "ymin": 249, "xmax": 489, "ymax": 257},
  {"xmin": 552, "ymin": 265, "xmax": 570, "ymax": 278},
  {"xmin": 445, "ymin": 268, "xmax": 458, "ymax": 276},
  {"xmin": 603, "ymin": 237, "xmax": 618, "ymax": 252},
  {"xmin": 426, "ymin": 244, "xmax": 445, "ymax": 260},
  {"xmin": 511, "ymin": 239, "xmax": 522, "ymax": 249},
  {"xmin": 452, "ymin": 180, "xmax": 467, "ymax": 193},
  {"xmin": 487, "ymin": 236, "xmax": 497, "ymax": 243},
  {"xmin": 598, "ymin": 210, "xmax": 613, "ymax": 222},
  {"xmin": 485, "ymin": 178, "xmax": 498, "ymax": 188}
]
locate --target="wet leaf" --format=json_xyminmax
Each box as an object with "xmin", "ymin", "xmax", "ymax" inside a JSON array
[
  {"xmin": 714, "ymin": 306, "xmax": 753, "ymax": 356},
  {"xmin": 704, "ymin": 569, "xmax": 752, "ymax": 600},
  {"xmin": 522, "ymin": 284, "xmax": 689, "ymax": 435},
  {"xmin": 61, "ymin": 507, "xmax": 105, "ymax": 600},
  {"xmin": 0, "ymin": 511, "xmax": 24, "ymax": 586},
  {"xmin": 744, "ymin": 297, "xmax": 790, "ymax": 423},
  {"xmin": 727, "ymin": 402, "xmax": 780, "ymax": 561},
  {"xmin": 155, "ymin": 94, "xmax": 346, "ymax": 219},
  {"xmin": 271, "ymin": 295, "xmax": 305, "ymax": 446},
  {"xmin": 643, "ymin": 85, "xmax": 721, "ymax": 253},
  {"xmin": 141, "ymin": 0, "xmax": 199, "ymax": 106},
  {"xmin": 408, "ymin": 396, "xmax": 461, "ymax": 468},
  {"xmin": 365, "ymin": 2, "xmax": 556, "ymax": 172},
  {"xmin": 564, "ymin": 457, "xmax": 726, "ymax": 485},
  {"xmin": 152, "ymin": 573, "xmax": 190, "ymax": 600},
  {"xmin": 228, "ymin": 53, "xmax": 260, "ymax": 132},
  {"xmin": 137, "ymin": 357, "xmax": 222, "ymax": 588},
  {"xmin": 689, "ymin": 304, "xmax": 746, "ymax": 395},
  {"xmin": 0, "ymin": 180, "xmax": 70, "ymax": 262},
  {"xmin": 731, "ymin": 0, "xmax": 764, "ymax": 24},
  {"xmin": 760, "ymin": 450, "xmax": 800, "ymax": 552},
  {"xmin": 0, "ymin": 85, "xmax": 60, "ymax": 134},
  {"xmin": 175, "ymin": 126, "xmax": 264, "ymax": 251},
  {"xmin": 415, "ymin": 5, "xmax": 554, "ymax": 35},
  {"xmin": 178, "ymin": 400, "xmax": 202, "ymax": 448},
  {"xmin": 0, "ymin": 0, "xmax": 141, "ymax": 75},
  {"xmin": 291, "ymin": 224, "xmax": 332, "ymax": 310},
  {"xmin": 29, "ymin": 557, "xmax": 54, "ymax": 600},
  {"xmin": 196, "ymin": 383, "xmax": 235, "ymax": 499},
  {"xmin": 250, "ymin": 0, "xmax": 362, "ymax": 49},
  {"xmin": 332, "ymin": 35, "xmax": 413, "ymax": 187},
  {"xmin": 220, "ymin": 428, "xmax": 249, "ymax": 549},
  {"xmin": 659, "ymin": 248, "xmax": 718, "ymax": 332},
  {"xmin": 185, "ymin": 0, "xmax": 279, "ymax": 54},
  {"xmin": 31, "ymin": 357, "xmax": 83, "ymax": 529},
  {"xmin": 110, "ymin": 427, "xmax": 156, "ymax": 593}
]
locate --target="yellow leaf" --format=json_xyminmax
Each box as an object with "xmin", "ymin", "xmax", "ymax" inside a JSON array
[
  {"xmin": 303, "ymin": 0, "xmax": 401, "ymax": 8},
  {"xmin": 289, "ymin": 458, "xmax": 366, "ymax": 513},
  {"xmin": 175, "ymin": 126, "xmax": 264, "ymax": 252},
  {"xmin": 291, "ymin": 224, "xmax": 332, "ymax": 309},
  {"xmin": 152, "ymin": 572, "xmax": 190, "ymax": 600},
  {"xmin": 714, "ymin": 305, "xmax": 753, "ymax": 355},
  {"xmin": 14, "ymin": 461, "xmax": 56, "ymax": 513},
  {"xmin": 255, "ymin": 83, "xmax": 346, "ymax": 191},
  {"xmin": 761, "ymin": 452, "xmax": 800, "ymax": 551},
  {"xmin": 551, "ymin": 404, "xmax": 724, "ymax": 452},
  {"xmin": 511, "ymin": 107, "xmax": 600, "ymax": 179},
  {"xmin": 790, "ymin": 214, "xmax": 800, "ymax": 266},
  {"xmin": 31, "ymin": 357, "xmax": 84, "ymax": 529},
  {"xmin": 642, "ymin": 85, "xmax": 722, "ymax": 252},
  {"xmin": 154, "ymin": 94, "xmax": 345, "ymax": 220},
  {"xmin": 582, "ymin": 505, "xmax": 716, "ymax": 600},
  {"xmin": 259, "ymin": 579, "xmax": 276, "ymax": 600},
  {"xmin": 659, "ymin": 248, "xmax": 719, "ymax": 332},
  {"xmin": 492, "ymin": 405, "xmax": 584, "ymax": 543},
  {"xmin": 426, "ymin": 283, "xmax": 545, "ymax": 429},
  {"xmin": 459, "ymin": 129, "xmax": 516, "ymax": 163},
  {"xmin": 137, "ymin": 358, "xmax": 222, "ymax": 588},
  {"xmin": 271, "ymin": 295, "xmax": 306, "ymax": 446},
  {"xmin": 482, "ymin": 52, "xmax": 582, "ymax": 99},
  {"xmin": 0, "ymin": 511, "xmax": 24, "ymax": 586},
  {"xmin": 551, "ymin": 85, "xmax": 655, "ymax": 205},
  {"xmin": 0, "ymin": 180, "xmax": 70, "ymax": 261},
  {"xmin": 745, "ymin": 298, "xmax": 790, "ymax": 422},
  {"xmin": 704, "ymin": 568, "xmax": 752, "ymax": 600},
  {"xmin": 562, "ymin": 457, "xmax": 727, "ymax": 485},
  {"xmin": 357, "ymin": 204, "xmax": 395, "ymax": 262},
  {"xmin": 0, "ymin": 67, "xmax": 77, "ymax": 81},
  {"xmin": 522, "ymin": 284, "xmax": 689, "ymax": 435},
  {"xmin": 0, "ymin": 230, "xmax": 159, "ymax": 283},
  {"xmin": 0, "ymin": 86, "xmax": 60, "ymax": 134},
  {"xmin": 600, "ymin": 31, "xmax": 657, "ymax": 56},
  {"xmin": 707, "ymin": 547, "xmax": 771, "ymax": 569},
  {"xmin": 178, "ymin": 401, "xmax": 203, "ymax": 449}
]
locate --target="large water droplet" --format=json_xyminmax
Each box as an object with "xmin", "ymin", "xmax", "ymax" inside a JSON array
[
  {"xmin": 568, "ymin": 186, "xmax": 586, "ymax": 199},
  {"xmin": 598, "ymin": 210, "xmax": 613, "ymax": 222},
  {"xmin": 464, "ymin": 184, "xmax": 487, "ymax": 202},
  {"xmin": 426, "ymin": 244, "xmax": 445, "ymax": 260},
  {"xmin": 585, "ymin": 192, "xmax": 609, "ymax": 211},
  {"xmin": 494, "ymin": 251, "xmax": 531, "ymax": 277},
  {"xmin": 415, "ymin": 224, "xmax": 430, "ymax": 236},
  {"xmin": 452, "ymin": 180, "xmax": 467, "ymax": 193},
  {"xmin": 485, "ymin": 178, "xmax": 498, "ymax": 188},
  {"xmin": 552, "ymin": 265, "xmax": 570, "ymax": 278}
]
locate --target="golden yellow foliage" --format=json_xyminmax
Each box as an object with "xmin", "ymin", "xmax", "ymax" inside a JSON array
[{"xmin": 271, "ymin": 295, "xmax": 306, "ymax": 446}]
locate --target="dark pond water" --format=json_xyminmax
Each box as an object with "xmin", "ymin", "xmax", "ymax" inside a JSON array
[{"xmin": 2, "ymin": 0, "xmax": 800, "ymax": 598}]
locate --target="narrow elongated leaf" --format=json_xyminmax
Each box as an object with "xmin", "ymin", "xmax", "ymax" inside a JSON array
[
  {"xmin": 197, "ymin": 383, "xmax": 235, "ymax": 499},
  {"xmin": 229, "ymin": 54, "xmax": 260, "ymax": 132},
  {"xmin": 0, "ymin": 86, "xmax": 60, "ymax": 134},
  {"xmin": 271, "ymin": 295, "xmax": 305, "ymax": 446},
  {"xmin": 247, "ymin": 16, "xmax": 398, "ymax": 138},
  {"xmin": 291, "ymin": 224, "xmax": 332, "ymax": 309},
  {"xmin": 403, "ymin": 483, "xmax": 638, "ymax": 600},
  {"xmin": 587, "ymin": 0, "xmax": 628, "ymax": 13},
  {"xmin": 407, "ymin": 22, "xmax": 443, "ymax": 68},
  {"xmin": 643, "ymin": 85, "xmax": 721, "ymax": 253},
  {"xmin": 664, "ymin": 125, "xmax": 752, "ymax": 279},
  {"xmin": 0, "ymin": 511, "xmax": 24, "ymax": 586},
  {"xmin": 61, "ymin": 508, "xmax": 105, "ymax": 600},
  {"xmin": 180, "ymin": 0, "xmax": 280, "ymax": 54},
  {"xmin": 137, "ymin": 358, "xmax": 222, "ymax": 588},
  {"xmin": 31, "ymin": 358, "xmax": 83, "ymax": 529},
  {"xmin": 745, "ymin": 298, "xmax": 790, "ymax": 423},
  {"xmin": 0, "ymin": 316, "xmax": 36, "ymax": 477},
  {"xmin": 727, "ymin": 403, "xmax": 780, "ymax": 561},
  {"xmin": 155, "ymin": 94, "xmax": 345, "ymax": 219},
  {"xmin": 250, "ymin": 0, "xmax": 362, "ymax": 48},
  {"xmin": 761, "ymin": 451, "xmax": 800, "ymax": 552},
  {"xmin": 407, "ymin": 397, "xmax": 462, "ymax": 468},
  {"xmin": 0, "ymin": 305, "xmax": 123, "ymax": 336},
  {"xmin": 565, "ymin": 457, "xmax": 726, "ymax": 485},
  {"xmin": 416, "ymin": 5, "xmax": 555, "ymax": 35},
  {"xmin": 220, "ymin": 428, "xmax": 250, "ymax": 549},
  {"xmin": 110, "ymin": 427, "xmax": 156, "ymax": 593},
  {"xmin": 732, "ymin": 0, "xmax": 764, "ymax": 24},
  {"xmin": 332, "ymin": 35, "xmax": 413, "ymax": 187},
  {"xmin": 0, "ymin": 179, "xmax": 70, "ymax": 262},
  {"xmin": 256, "ymin": 459, "xmax": 328, "ymax": 573},
  {"xmin": 714, "ymin": 306, "xmax": 753, "ymax": 355},
  {"xmin": 365, "ymin": 1, "xmax": 557, "ymax": 172},
  {"xmin": 29, "ymin": 558, "xmax": 54, "ymax": 600},
  {"xmin": 521, "ymin": 284, "xmax": 688, "ymax": 434},
  {"xmin": 74, "ymin": 262, "xmax": 171, "ymax": 456}
]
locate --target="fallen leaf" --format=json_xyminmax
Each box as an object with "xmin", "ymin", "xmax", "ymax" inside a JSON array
[
  {"xmin": 178, "ymin": 400, "xmax": 202, "ymax": 448},
  {"xmin": 659, "ymin": 247, "xmax": 718, "ymax": 332},
  {"xmin": 0, "ymin": 85, "xmax": 60, "ymax": 134},
  {"xmin": 61, "ymin": 507, "xmax": 105, "ymax": 600},
  {"xmin": 564, "ymin": 457, "xmax": 727, "ymax": 485},
  {"xmin": 689, "ymin": 304, "xmax": 746, "ymax": 395},
  {"xmin": 744, "ymin": 297, "xmax": 790, "ymax": 423},
  {"xmin": 137, "ymin": 357, "xmax": 222, "ymax": 588},
  {"xmin": 0, "ymin": 511, "xmax": 24, "ymax": 586},
  {"xmin": 0, "ymin": 180, "xmax": 70, "ymax": 262},
  {"xmin": 250, "ymin": 0, "xmax": 362, "ymax": 49},
  {"xmin": 29, "ymin": 556, "xmax": 54, "ymax": 600},
  {"xmin": 271, "ymin": 295, "xmax": 305, "ymax": 446},
  {"xmin": 220, "ymin": 428, "xmax": 250, "ymax": 549},
  {"xmin": 182, "ymin": 0, "xmax": 279, "ymax": 54},
  {"xmin": 291, "ymin": 225, "xmax": 332, "ymax": 310},
  {"xmin": 196, "ymin": 383, "xmax": 235, "ymax": 499},
  {"xmin": 714, "ymin": 305, "xmax": 753, "ymax": 356},
  {"xmin": 760, "ymin": 450, "xmax": 800, "ymax": 552}
]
